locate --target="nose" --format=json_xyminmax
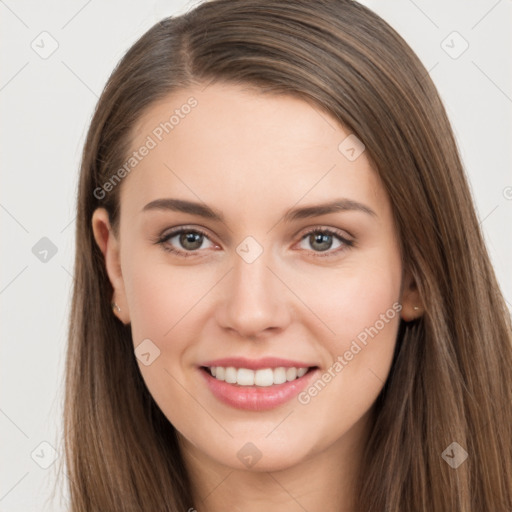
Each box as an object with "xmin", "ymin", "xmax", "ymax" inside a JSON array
[{"xmin": 215, "ymin": 248, "xmax": 292, "ymax": 339}]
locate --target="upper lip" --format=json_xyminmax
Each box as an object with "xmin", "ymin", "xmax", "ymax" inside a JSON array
[{"xmin": 200, "ymin": 357, "xmax": 318, "ymax": 370}]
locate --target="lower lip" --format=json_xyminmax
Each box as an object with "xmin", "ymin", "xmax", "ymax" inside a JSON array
[{"xmin": 199, "ymin": 367, "xmax": 319, "ymax": 411}]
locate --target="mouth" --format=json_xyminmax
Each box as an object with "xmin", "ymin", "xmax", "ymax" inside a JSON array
[{"xmin": 199, "ymin": 365, "xmax": 320, "ymax": 411}]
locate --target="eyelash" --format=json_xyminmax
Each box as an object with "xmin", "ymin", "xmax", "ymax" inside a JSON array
[{"xmin": 153, "ymin": 226, "xmax": 354, "ymax": 259}]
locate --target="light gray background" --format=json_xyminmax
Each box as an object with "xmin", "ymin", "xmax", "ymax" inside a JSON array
[{"xmin": 1, "ymin": 1, "xmax": 511, "ymax": 510}]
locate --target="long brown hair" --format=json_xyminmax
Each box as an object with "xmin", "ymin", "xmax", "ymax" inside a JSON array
[{"xmin": 57, "ymin": 0, "xmax": 512, "ymax": 510}]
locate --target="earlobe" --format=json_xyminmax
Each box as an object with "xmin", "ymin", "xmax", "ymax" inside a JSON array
[
  {"xmin": 91, "ymin": 208, "xmax": 130, "ymax": 324},
  {"xmin": 400, "ymin": 269, "xmax": 424, "ymax": 322}
]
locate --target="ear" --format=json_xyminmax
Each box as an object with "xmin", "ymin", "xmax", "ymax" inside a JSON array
[
  {"xmin": 91, "ymin": 208, "xmax": 130, "ymax": 324},
  {"xmin": 400, "ymin": 268, "xmax": 423, "ymax": 322}
]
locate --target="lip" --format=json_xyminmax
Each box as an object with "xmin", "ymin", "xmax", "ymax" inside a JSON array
[
  {"xmin": 200, "ymin": 357, "xmax": 317, "ymax": 370},
  {"xmin": 199, "ymin": 366, "xmax": 320, "ymax": 411}
]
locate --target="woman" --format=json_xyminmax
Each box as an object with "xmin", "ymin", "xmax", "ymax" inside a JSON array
[{"xmin": 60, "ymin": 0, "xmax": 512, "ymax": 510}]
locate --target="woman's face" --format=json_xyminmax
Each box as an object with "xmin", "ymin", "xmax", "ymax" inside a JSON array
[{"xmin": 93, "ymin": 83, "xmax": 418, "ymax": 473}]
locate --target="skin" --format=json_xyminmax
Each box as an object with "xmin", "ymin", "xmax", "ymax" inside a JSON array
[{"xmin": 92, "ymin": 82, "xmax": 422, "ymax": 512}]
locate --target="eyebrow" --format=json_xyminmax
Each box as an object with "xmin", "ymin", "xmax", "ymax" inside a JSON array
[
  {"xmin": 141, "ymin": 197, "xmax": 376, "ymax": 222},
  {"xmin": 283, "ymin": 198, "xmax": 376, "ymax": 222}
]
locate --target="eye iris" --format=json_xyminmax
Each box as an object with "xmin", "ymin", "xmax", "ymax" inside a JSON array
[
  {"xmin": 180, "ymin": 232, "xmax": 203, "ymax": 250},
  {"xmin": 309, "ymin": 232, "xmax": 332, "ymax": 251}
]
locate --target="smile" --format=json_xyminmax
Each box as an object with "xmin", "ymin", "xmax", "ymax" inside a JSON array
[{"xmin": 199, "ymin": 366, "xmax": 319, "ymax": 411}]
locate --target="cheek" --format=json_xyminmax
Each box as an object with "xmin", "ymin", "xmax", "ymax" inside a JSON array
[
  {"xmin": 292, "ymin": 253, "xmax": 401, "ymax": 346},
  {"xmin": 124, "ymin": 261, "xmax": 214, "ymax": 345},
  {"xmin": 121, "ymin": 257, "xmax": 214, "ymax": 427},
  {"xmin": 293, "ymin": 253, "xmax": 402, "ymax": 421}
]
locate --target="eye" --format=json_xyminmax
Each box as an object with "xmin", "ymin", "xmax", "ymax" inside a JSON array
[
  {"xmin": 153, "ymin": 225, "xmax": 354, "ymax": 258},
  {"xmin": 296, "ymin": 228, "xmax": 354, "ymax": 257},
  {"xmin": 155, "ymin": 227, "xmax": 217, "ymax": 256}
]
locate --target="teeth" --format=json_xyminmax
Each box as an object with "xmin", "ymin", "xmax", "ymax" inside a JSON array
[{"xmin": 207, "ymin": 366, "xmax": 310, "ymax": 386}]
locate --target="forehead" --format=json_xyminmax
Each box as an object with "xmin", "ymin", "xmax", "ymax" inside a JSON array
[{"xmin": 120, "ymin": 82, "xmax": 387, "ymax": 221}]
